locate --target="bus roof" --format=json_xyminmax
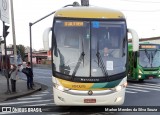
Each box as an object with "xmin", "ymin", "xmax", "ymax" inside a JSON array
[{"xmin": 54, "ymin": 6, "xmax": 125, "ymax": 19}]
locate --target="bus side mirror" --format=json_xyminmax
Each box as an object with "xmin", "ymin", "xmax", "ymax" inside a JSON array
[
  {"xmin": 43, "ymin": 27, "xmax": 52, "ymax": 51},
  {"xmin": 134, "ymin": 51, "xmax": 138, "ymax": 68}
]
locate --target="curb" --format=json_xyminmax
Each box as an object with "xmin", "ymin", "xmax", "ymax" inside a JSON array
[
  {"xmin": 0, "ymin": 83, "xmax": 42, "ymax": 102},
  {"xmin": 6, "ymin": 85, "xmax": 42, "ymax": 101}
]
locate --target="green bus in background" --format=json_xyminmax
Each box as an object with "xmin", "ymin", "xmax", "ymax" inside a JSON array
[{"xmin": 128, "ymin": 42, "xmax": 160, "ymax": 82}]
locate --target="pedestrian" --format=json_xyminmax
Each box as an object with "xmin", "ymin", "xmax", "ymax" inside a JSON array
[
  {"xmin": 9, "ymin": 64, "xmax": 18, "ymax": 93},
  {"xmin": 22, "ymin": 62, "xmax": 34, "ymax": 90}
]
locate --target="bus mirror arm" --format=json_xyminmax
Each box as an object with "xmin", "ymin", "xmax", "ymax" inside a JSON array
[
  {"xmin": 137, "ymin": 51, "xmax": 140, "ymax": 57},
  {"xmin": 128, "ymin": 28, "xmax": 139, "ymax": 52},
  {"xmin": 133, "ymin": 51, "xmax": 138, "ymax": 68},
  {"xmin": 43, "ymin": 27, "xmax": 52, "ymax": 51}
]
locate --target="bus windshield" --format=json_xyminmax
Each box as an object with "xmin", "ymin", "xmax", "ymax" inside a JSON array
[
  {"xmin": 53, "ymin": 19, "xmax": 127, "ymax": 78},
  {"xmin": 139, "ymin": 50, "xmax": 160, "ymax": 68}
]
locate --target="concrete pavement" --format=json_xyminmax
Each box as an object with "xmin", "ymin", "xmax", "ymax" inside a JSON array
[{"xmin": 0, "ymin": 73, "xmax": 42, "ymax": 102}]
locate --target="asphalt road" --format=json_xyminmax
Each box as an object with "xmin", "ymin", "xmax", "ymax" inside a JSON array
[{"xmin": 0, "ymin": 68, "xmax": 160, "ymax": 115}]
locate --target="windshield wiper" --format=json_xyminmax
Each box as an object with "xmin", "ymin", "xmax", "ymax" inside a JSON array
[
  {"xmin": 96, "ymin": 38, "xmax": 108, "ymax": 77},
  {"xmin": 72, "ymin": 39, "xmax": 85, "ymax": 77},
  {"xmin": 96, "ymin": 52, "xmax": 108, "ymax": 77},
  {"xmin": 151, "ymin": 49, "xmax": 157, "ymax": 68},
  {"xmin": 145, "ymin": 49, "xmax": 150, "ymax": 62}
]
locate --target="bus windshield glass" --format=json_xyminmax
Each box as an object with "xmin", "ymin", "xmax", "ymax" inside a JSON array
[
  {"xmin": 139, "ymin": 50, "xmax": 160, "ymax": 68},
  {"xmin": 53, "ymin": 19, "xmax": 127, "ymax": 78}
]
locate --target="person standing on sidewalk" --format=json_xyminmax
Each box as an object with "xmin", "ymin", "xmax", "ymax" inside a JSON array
[
  {"xmin": 9, "ymin": 64, "xmax": 18, "ymax": 93},
  {"xmin": 22, "ymin": 62, "xmax": 34, "ymax": 90}
]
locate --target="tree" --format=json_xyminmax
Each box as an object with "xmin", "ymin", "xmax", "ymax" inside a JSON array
[{"xmin": 16, "ymin": 44, "xmax": 25, "ymax": 61}]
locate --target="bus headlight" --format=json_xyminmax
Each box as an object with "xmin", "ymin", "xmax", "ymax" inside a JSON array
[
  {"xmin": 138, "ymin": 75, "xmax": 141, "ymax": 78},
  {"xmin": 111, "ymin": 82, "xmax": 127, "ymax": 92},
  {"xmin": 115, "ymin": 86, "xmax": 122, "ymax": 92},
  {"xmin": 53, "ymin": 83, "xmax": 69, "ymax": 91},
  {"xmin": 57, "ymin": 85, "xmax": 64, "ymax": 91}
]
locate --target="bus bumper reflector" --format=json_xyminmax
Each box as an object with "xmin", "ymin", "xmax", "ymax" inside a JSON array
[
  {"xmin": 58, "ymin": 96, "xmax": 65, "ymax": 102},
  {"xmin": 115, "ymin": 97, "xmax": 122, "ymax": 103}
]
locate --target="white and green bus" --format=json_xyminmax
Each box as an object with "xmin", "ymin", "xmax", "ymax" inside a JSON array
[
  {"xmin": 128, "ymin": 42, "xmax": 160, "ymax": 82},
  {"xmin": 43, "ymin": 3, "xmax": 138, "ymax": 105}
]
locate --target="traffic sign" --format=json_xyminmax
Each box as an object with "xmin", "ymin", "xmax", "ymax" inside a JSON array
[{"xmin": 0, "ymin": 0, "xmax": 10, "ymax": 24}]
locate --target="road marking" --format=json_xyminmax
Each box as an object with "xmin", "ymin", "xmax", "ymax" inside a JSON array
[
  {"xmin": 131, "ymin": 84, "xmax": 160, "ymax": 88},
  {"xmin": 125, "ymin": 90, "xmax": 137, "ymax": 93},
  {"xmin": 0, "ymin": 99, "xmax": 54, "ymax": 106},
  {"xmin": 127, "ymin": 85, "xmax": 160, "ymax": 91},
  {"xmin": 143, "ymin": 83, "xmax": 160, "ymax": 86},
  {"xmin": 41, "ymin": 91, "xmax": 49, "ymax": 94},
  {"xmin": 126, "ymin": 88, "xmax": 149, "ymax": 92},
  {"xmin": 24, "ymin": 103, "xmax": 55, "ymax": 106},
  {"xmin": 17, "ymin": 97, "xmax": 42, "ymax": 101}
]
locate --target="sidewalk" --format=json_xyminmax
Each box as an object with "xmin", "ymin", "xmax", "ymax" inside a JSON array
[{"xmin": 0, "ymin": 73, "xmax": 42, "ymax": 102}]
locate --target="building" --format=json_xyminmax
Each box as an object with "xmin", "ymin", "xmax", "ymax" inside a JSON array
[
  {"xmin": 26, "ymin": 50, "xmax": 51, "ymax": 64},
  {"xmin": 128, "ymin": 36, "xmax": 160, "ymax": 44}
]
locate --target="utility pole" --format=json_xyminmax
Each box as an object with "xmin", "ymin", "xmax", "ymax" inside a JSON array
[{"xmin": 10, "ymin": 0, "xmax": 17, "ymax": 65}]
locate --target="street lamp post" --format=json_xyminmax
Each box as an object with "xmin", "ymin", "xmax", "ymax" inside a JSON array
[
  {"xmin": 29, "ymin": 11, "xmax": 56, "ymax": 71},
  {"xmin": 29, "ymin": 23, "xmax": 33, "ymax": 70}
]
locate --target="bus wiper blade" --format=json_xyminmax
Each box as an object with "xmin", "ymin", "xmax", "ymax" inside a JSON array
[
  {"xmin": 151, "ymin": 49, "xmax": 157, "ymax": 68},
  {"xmin": 96, "ymin": 52, "xmax": 108, "ymax": 77},
  {"xmin": 145, "ymin": 49, "xmax": 150, "ymax": 62},
  {"xmin": 72, "ymin": 37, "xmax": 85, "ymax": 77},
  {"xmin": 72, "ymin": 52, "xmax": 85, "ymax": 77}
]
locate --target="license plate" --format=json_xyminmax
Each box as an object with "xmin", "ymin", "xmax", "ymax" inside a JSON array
[
  {"xmin": 149, "ymin": 77, "xmax": 153, "ymax": 79},
  {"xmin": 84, "ymin": 99, "xmax": 96, "ymax": 103}
]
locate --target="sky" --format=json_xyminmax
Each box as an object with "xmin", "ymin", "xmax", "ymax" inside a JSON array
[{"xmin": 1, "ymin": 0, "xmax": 160, "ymax": 50}]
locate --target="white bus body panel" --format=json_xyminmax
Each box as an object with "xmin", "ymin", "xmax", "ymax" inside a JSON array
[
  {"xmin": 53, "ymin": 87, "xmax": 125, "ymax": 105},
  {"xmin": 52, "ymin": 77, "xmax": 126, "ymax": 106}
]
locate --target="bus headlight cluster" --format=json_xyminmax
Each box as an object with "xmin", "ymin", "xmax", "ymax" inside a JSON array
[
  {"xmin": 111, "ymin": 82, "xmax": 127, "ymax": 92},
  {"xmin": 115, "ymin": 86, "xmax": 122, "ymax": 92},
  {"xmin": 138, "ymin": 75, "xmax": 141, "ymax": 78},
  {"xmin": 53, "ymin": 83, "xmax": 69, "ymax": 91}
]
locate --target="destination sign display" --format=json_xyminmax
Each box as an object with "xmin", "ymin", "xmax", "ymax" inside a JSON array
[
  {"xmin": 140, "ymin": 45, "xmax": 157, "ymax": 49},
  {"xmin": 64, "ymin": 21, "xmax": 84, "ymax": 27}
]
